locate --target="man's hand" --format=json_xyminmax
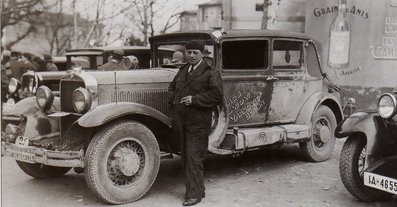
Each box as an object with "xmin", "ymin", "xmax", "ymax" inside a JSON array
[{"xmin": 180, "ymin": 96, "xmax": 193, "ymax": 106}]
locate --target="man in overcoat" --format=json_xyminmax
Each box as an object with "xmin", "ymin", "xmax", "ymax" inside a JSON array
[
  {"xmin": 98, "ymin": 49, "xmax": 126, "ymax": 70},
  {"xmin": 168, "ymin": 40, "xmax": 223, "ymax": 206}
]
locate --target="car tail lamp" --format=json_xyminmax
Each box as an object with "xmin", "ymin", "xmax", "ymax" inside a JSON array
[
  {"xmin": 36, "ymin": 86, "xmax": 54, "ymax": 110},
  {"xmin": 378, "ymin": 93, "xmax": 397, "ymax": 119},
  {"xmin": 8, "ymin": 78, "xmax": 21, "ymax": 94},
  {"xmin": 72, "ymin": 87, "xmax": 92, "ymax": 113}
]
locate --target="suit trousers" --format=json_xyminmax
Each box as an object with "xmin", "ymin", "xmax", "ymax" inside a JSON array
[{"xmin": 172, "ymin": 104, "xmax": 209, "ymax": 199}]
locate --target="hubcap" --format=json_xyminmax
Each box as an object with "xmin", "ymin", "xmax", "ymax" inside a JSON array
[
  {"xmin": 313, "ymin": 118, "xmax": 330, "ymax": 150},
  {"xmin": 319, "ymin": 125, "xmax": 331, "ymax": 143},
  {"xmin": 107, "ymin": 139, "xmax": 145, "ymax": 186},
  {"xmin": 116, "ymin": 148, "xmax": 140, "ymax": 176}
]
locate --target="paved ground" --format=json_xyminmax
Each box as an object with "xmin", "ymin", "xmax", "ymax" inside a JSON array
[{"xmin": 2, "ymin": 139, "xmax": 397, "ymax": 207}]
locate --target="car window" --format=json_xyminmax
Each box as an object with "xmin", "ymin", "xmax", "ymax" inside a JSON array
[
  {"xmin": 307, "ymin": 42, "xmax": 322, "ymax": 77},
  {"xmin": 273, "ymin": 40, "xmax": 303, "ymax": 70},
  {"xmin": 154, "ymin": 44, "xmax": 213, "ymax": 68},
  {"xmin": 222, "ymin": 40, "xmax": 268, "ymax": 70},
  {"xmin": 67, "ymin": 55, "xmax": 103, "ymax": 70}
]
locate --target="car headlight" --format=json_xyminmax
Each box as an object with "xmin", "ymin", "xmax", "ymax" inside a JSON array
[
  {"xmin": 72, "ymin": 87, "xmax": 92, "ymax": 113},
  {"xmin": 8, "ymin": 78, "xmax": 21, "ymax": 94},
  {"xmin": 378, "ymin": 93, "xmax": 397, "ymax": 119},
  {"xmin": 36, "ymin": 86, "xmax": 54, "ymax": 110}
]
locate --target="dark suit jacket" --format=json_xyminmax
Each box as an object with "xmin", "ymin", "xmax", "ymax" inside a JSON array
[
  {"xmin": 98, "ymin": 60, "xmax": 126, "ymax": 71},
  {"xmin": 168, "ymin": 60, "xmax": 223, "ymax": 126}
]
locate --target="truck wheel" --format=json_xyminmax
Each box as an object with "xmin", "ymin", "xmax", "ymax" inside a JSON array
[
  {"xmin": 300, "ymin": 105, "xmax": 336, "ymax": 162},
  {"xmin": 85, "ymin": 120, "xmax": 160, "ymax": 204},
  {"xmin": 339, "ymin": 135, "xmax": 392, "ymax": 201},
  {"xmin": 16, "ymin": 161, "xmax": 70, "ymax": 178}
]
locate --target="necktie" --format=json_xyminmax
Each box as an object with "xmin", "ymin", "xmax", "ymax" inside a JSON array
[{"xmin": 188, "ymin": 65, "xmax": 194, "ymax": 73}]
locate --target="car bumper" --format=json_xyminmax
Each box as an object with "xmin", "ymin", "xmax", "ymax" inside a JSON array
[{"xmin": 1, "ymin": 141, "xmax": 84, "ymax": 168}]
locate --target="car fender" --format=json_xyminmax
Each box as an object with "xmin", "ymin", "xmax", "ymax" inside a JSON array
[
  {"xmin": 295, "ymin": 92, "xmax": 343, "ymax": 127},
  {"xmin": 335, "ymin": 111, "xmax": 395, "ymax": 167},
  {"xmin": 7, "ymin": 96, "xmax": 60, "ymax": 115},
  {"xmin": 334, "ymin": 111, "xmax": 379, "ymax": 138},
  {"xmin": 3, "ymin": 96, "xmax": 60, "ymax": 139},
  {"xmin": 77, "ymin": 102, "xmax": 172, "ymax": 128}
]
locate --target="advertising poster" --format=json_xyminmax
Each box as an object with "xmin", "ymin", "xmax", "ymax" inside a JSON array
[{"xmin": 306, "ymin": 0, "xmax": 397, "ymax": 110}]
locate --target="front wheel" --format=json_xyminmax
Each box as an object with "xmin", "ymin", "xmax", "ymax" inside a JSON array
[
  {"xmin": 339, "ymin": 135, "xmax": 392, "ymax": 201},
  {"xmin": 84, "ymin": 120, "xmax": 160, "ymax": 204},
  {"xmin": 300, "ymin": 105, "xmax": 337, "ymax": 162},
  {"xmin": 16, "ymin": 161, "xmax": 70, "ymax": 178}
]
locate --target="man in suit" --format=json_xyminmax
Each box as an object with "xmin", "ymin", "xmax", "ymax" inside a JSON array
[
  {"xmin": 168, "ymin": 40, "xmax": 223, "ymax": 206},
  {"xmin": 98, "ymin": 49, "xmax": 126, "ymax": 70},
  {"xmin": 43, "ymin": 54, "xmax": 59, "ymax": 71}
]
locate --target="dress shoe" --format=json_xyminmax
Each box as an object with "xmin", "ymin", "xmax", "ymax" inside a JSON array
[{"xmin": 182, "ymin": 198, "xmax": 201, "ymax": 206}]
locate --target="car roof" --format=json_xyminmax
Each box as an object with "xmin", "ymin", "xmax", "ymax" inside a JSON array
[
  {"xmin": 149, "ymin": 29, "xmax": 312, "ymax": 44},
  {"xmin": 66, "ymin": 46, "xmax": 174, "ymax": 56}
]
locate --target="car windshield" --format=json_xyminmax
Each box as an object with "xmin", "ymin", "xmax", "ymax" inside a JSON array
[
  {"xmin": 66, "ymin": 55, "xmax": 102, "ymax": 70},
  {"xmin": 153, "ymin": 41, "xmax": 215, "ymax": 68}
]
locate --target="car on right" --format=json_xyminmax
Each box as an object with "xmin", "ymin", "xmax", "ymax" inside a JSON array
[{"xmin": 336, "ymin": 90, "xmax": 397, "ymax": 201}]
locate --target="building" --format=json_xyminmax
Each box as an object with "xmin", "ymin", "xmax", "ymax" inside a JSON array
[{"xmin": 180, "ymin": 0, "xmax": 305, "ymax": 32}]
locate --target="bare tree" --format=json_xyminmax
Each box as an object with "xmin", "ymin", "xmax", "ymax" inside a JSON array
[
  {"xmin": 123, "ymin": 0, "xmax": 186, "ymax": 45},
  {"xmin": 1, "ymin": 0, "xmax": 43, "ymax": 49}
]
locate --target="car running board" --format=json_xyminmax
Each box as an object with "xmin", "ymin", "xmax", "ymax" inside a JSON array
[{"xmin": 217, "ymin": 124, "xmax": 310, "ymax": 153}]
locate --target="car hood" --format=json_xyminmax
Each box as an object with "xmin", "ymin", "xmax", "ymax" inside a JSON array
[{"xmin": 85, "ymin": 68, "xmax": 179, "ymax": 84}]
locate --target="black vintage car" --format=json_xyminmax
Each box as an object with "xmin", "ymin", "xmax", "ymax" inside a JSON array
[
  {"xmin": 336, "ymin": 91, "xmax": 397, "ymax": 201},
  {"xmin": 2, "ymin": 30, "xmax": 343, "ymax": 204},
  {"xmin": 5, "ymin": 46, "xmax": 175, "ymax": 103}
]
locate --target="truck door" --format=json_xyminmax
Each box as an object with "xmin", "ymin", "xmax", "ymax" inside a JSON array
[
  {"xmin": 220, "ymin": 38, "xmax": 274, "ymax": 127},
  {"xmin": 267, "ymin": 39, "xmax": 322, "ymax": 123}
]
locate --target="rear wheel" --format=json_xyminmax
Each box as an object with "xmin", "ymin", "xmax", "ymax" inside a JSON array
[
  {"xmin": 16, "ymin": 161, "xmax": 70, "ymax": 178},
  {"xmin": 300, "ymin": 105, "xmax": 336, "ymax": 162},
  {"xmin": 339, "ymin": 135, "xmax": 392, "ymax": 201},
  {"xmin": 84, "ymin": 120, "xmax": 160, "ymax": 204}
]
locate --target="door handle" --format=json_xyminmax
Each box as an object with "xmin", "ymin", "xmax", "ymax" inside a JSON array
[{"xmin": 266, "ymin": 76, "xmax": 279, "ymax": 81}]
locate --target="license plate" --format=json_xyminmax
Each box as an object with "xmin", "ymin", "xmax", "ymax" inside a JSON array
[
  {"xmin": 15, "ymin": 136, "xmax": 29, "ymax": 146},
  {"xmin": 5, "ymin": 143, "xmax": 35, "ymax": 163},
  {"xmin": 10, "ymin": 152, "xmax": 35, "ymax": 163},
  {"xmin": 364, "ymin": 172, "xmax": 397, "ymax": 195}
]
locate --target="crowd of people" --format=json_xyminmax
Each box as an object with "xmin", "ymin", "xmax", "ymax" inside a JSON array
[{"xmin": 1, "ymin": 47, "xmax": 58, "ymax": 102}]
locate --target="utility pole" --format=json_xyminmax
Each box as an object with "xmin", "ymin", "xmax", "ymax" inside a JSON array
[{"xmin": 261, "ymin": 0, "xmax": 271, "ymax": 30}]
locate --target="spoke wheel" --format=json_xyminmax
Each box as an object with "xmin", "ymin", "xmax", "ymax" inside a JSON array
[
  {"xmin": 85, "ymin": 120, "xmax": 160, "ymax": 204},
  {"xmin": 300, "ymin": 105, "xmax": 336, "ymax": 162},
  {"xmin": 107, "ymin": 139, "xmax": 145, "ymax": 186}
]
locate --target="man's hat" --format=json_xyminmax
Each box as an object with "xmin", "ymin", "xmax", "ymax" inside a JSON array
[
  {"xmin": 113, "ymin": 49, "xmax": 124, "ymax": 59},
  {"xmin": 185, "ymin": 40, "xmax": 205, "ymax": 52},
  {"xmin": 43, "ymin": 54, "xmax": 52, "ymax": 61}
]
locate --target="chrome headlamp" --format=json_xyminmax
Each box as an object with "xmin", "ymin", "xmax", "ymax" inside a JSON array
[
  {"xmin": 378, "ymin": 93, "xmax": 397, "ymax": 119},
  {"xmin": 72, "ymin": 87, "xmax": 92, "ymax": 113},
  {"xmin": 36, "ymin": 86, "xmax": 54, "ymax": 110},
  {"xmin": 8, "ymin": 78, "xmax": 21, "ymax": 94}
]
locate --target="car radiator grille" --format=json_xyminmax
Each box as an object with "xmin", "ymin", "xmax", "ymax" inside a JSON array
[
  {"xmin": 60, "ymin": 80, "xmax": 85, "ymax": 112},
  {"xmin": 112, "ymin": 89, "xmax": 170, "ymax": 116},
  {"xmin": 21, "ymin": 76, "xmax": 33, "ymax": 91}
]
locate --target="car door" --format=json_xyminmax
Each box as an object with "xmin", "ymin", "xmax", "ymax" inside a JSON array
[
  {"xmin": 267, "ymin": 39, "xmax": 323, "ymax": 124},
  {"xmin": 220, "ymin": 37, "xmax": 274, "ymax": 127}
]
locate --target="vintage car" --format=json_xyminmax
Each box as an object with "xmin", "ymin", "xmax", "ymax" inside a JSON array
[
  {"xmin": 5, "ymin": 46, "xmax": 175, "ymax": 103},
  {"xmin": 1, "ymin": 30, "xmax": 343, "ymax": 204},
  {"xmin": 336, "ymin": 91, "xmax": 397, "ymax": 201}
]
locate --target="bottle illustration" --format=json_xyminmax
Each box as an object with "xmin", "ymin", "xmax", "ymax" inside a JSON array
[{"xmin": 328, "ymin": 0, "xmax": 351, "ymax": 69}]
